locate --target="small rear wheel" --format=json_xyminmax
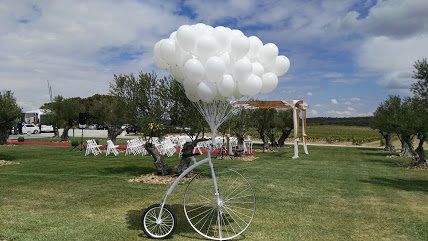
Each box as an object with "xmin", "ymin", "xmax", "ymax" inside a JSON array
[{"xmin": 142, "ymin": 204, "xmax": 176, "ymax": 239}]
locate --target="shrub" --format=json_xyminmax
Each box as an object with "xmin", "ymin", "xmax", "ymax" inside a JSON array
[
  {"xmin": 71, "ymin": 140, "xmax": 79, "ymax": 147},
  {"xmin": 17, "ymin": 137, "xmax": 25, "ymax": 142}
]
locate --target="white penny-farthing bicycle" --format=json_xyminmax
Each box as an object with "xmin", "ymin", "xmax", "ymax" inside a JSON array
[
  {"xmin": 141, "ymin": 100, "xmax": 256, "ymax": 240},
  {"xmin": 144, "ymin": 22, "xmax": 290, "ymax": 240}
]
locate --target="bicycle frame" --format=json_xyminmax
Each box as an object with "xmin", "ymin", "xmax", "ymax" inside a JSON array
[{"xmin": 157, "ymin": 147, "xmax": 220, "ymax": 220}]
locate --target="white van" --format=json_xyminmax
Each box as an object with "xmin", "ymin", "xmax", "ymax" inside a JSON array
[{"xmin": 22, "ymin": 124, "xmax": 39, "ymax": 134}]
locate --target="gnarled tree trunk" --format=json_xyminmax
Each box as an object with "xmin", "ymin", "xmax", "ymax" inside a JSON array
[
  {"xmin": 380, "ymin": 131, "xmax": 395, "ymax": 152},
  {"xmin": 267, "ymin": 131, "xmax": 278, "ymax": 147},
  {"xmin": 236, "ymin": 135, "xmax": 245, "ymax": 153},
  {"xmin": 61, "ymin": 126, "xmax": 71, "ymax": 141},
  {"xmin": 53, "ymin": 126, "xmax": 59, "ymax": 138},
  {"xmin": 399, "ymin": 136, "xmax": 412, "ymax": 157},
  {"xmin": 0, "ymin": 128, "xmax": 9, "ymax": 145},
  {"xmin": 107, "ymin": 126, "xmax": 122, "ymax": 142},
  {"xmin": 258, "ymin": 129, "xmax": 269, "ymax": 152},
  {"xmin": 415, "ymin": 132, "xmax": 426, "ymax": 164},
  {"xmin": 145, "ymin": 142, "xmax": 170, "ymax": 176},
  {"xmin": 174, "ymin": 138, "xmax": 207, "ymax": 175},
  {"xmin": 277, "ymin": 128, "xmax": 292, "ymax": 147}
]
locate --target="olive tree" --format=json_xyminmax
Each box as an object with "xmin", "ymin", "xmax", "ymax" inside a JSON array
[
  {"xmin": 370, "ymin": 98, "xmax": 397, "ymax": 152},
  {"xmin": 410, "ymin": 58, "xmax": 428, "ymax": 163},
  {"xmin": 110, "ymin": 72, "xmax": 172, "ymax": 175},
  {"xmin": 41, "ymin": 96, "xmax": 82, "ymax": 141},
  {"xmin": 252, "ymin": 108, "xmax": 276, "ymax": 151},
  {"xmin": 0, "ymin": 91, "xmax": 21, "ymax": 145},
  {"xmin": 82, "ymin": 94, "xmax": 130, "ymax": 142}
]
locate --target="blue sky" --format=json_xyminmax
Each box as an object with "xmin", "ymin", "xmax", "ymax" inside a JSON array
[{"xmin": 1, "ymin": 0, "xmax": 427, "ymax": 117}]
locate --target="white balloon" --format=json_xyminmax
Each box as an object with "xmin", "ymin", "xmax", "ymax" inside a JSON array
[
  {"xmin": 170, "ymin": 65, "xmax": 184, "ymax": 83},
  {"xmin": 231, "ymin": 29, "xmax": 244, "ymax": 38},
  {"xmin": 183, "ymin": 78, "xmax": 196, "ymax": 92},
  {"xmin": 174, "ymin": 43, "xmax": 192, "ymax": 68},
  {"xmin": 273, "ymin": 55, "xmax": 290, "ymax": 76},
  {"xmin": 248, "ymin": 36, "xmax": 263, "ymax": 60},
  {"xmin": 239, "ymin": 74, "xmax": 262, "ymax": 96},
  {"xmin": 230, "ymin": 35, "xmax": 250, "ymax": 59},
  {"xmin": 217, "ymin": 74, "xmax": 235, "ymax": 97},
  {"xmin": 259, "ymin": 43, "xmax": 278, "ymax": 66},
  {"xmin": 185, "ymin": 88, "xmax": 199, "ymax": 102},
  {"xmin": 196, "ymin": 35, "xmax": 218, "ymax": 59},
  {"xmin": 197, "ymin": 81, "xmax": 217, "ymax": 102},
  {"xmin": 169, "ymin": 31, "xmax": 177, "ymax": 40},
  {"xmin": 213, "ymin": 26, "xmax": 231, "ymax": 51},
  {"xmin": 219, "ymin": 52, "xmax": 231, "ymax": 73},
  {"xmin": 252, "ymin": 62, "xmax": 265, "ymax": 77},
  {"xmin": 176, "ymin": 25, "xmax": 197, "ymax": 51},
  {"xmin": 153, "ymin": 42, "xmax": 168, "ymax": 69},
  {"xmin": 261, "ymin": 72, "xmax": 278, "ymax": 94},
  {"xmin": 159, "ymin": 39, "xmax": 176, "ymax": 65},
  {"xmin": 233, "ymin": 58, "xmax": 252, "ymax": 82},
  {"xmin": 206, "ymin": 56, "xmax": 226, "ymax": 82},
  {"xmin": 184, "ymin": 58, "xmax": 205, "ymax": 83}
]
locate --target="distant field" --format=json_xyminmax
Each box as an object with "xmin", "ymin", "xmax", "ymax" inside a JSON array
[{"xmin": 305, "ymin": 125, "xmax": 380, "ymax": 144}]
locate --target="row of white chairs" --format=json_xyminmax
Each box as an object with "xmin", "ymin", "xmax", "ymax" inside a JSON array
[
  {"xmin": 125, "ymin": 138, "xmax": 147, "ymax": 156},
  {"xmin": 85, "ymin": 136, "xmax": 253, "ymax": 157}
]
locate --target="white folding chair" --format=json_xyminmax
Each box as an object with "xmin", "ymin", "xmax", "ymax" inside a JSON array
[
  {"xmin": 106, "ymin": 140, "xmax": 119, "ymax": 156},
  {"xmin": 244, "ymin": 140, "xmax": 253, "ymax": 154},
  {"xmin": 85, "ymin": 139, "xmax": 102, "ymax": 156}
]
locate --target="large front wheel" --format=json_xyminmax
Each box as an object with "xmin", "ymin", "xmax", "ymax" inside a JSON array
[{"xmin": 184, "ymin": 169, "xmax": 255, "ymax": 240}]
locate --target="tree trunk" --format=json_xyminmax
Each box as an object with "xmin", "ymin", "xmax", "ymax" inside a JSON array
[
  {"xmin": 53, "ymin": 126, "xmax": 59, "ymax": 138},
  {"xmin": 399, "ymin": 135, "xmax": 413, "ymax": 157},
  {"xmin": 107, "ymin": 126, "xmax": 123, "ymax": 142},
  {"xmin": 267, "ymin": 131, "xmax": 278, "ymax": 147},
  {"xmin": 61, "ymin": 126, "xmax": 71, "ymax": 141},
  {"xmin": 258, "ymin": 130, "xmax": 268, "ymax": 152},
  {"xmin": 277, "ymin": 128, "xmax": 292, "ymax": 147},
  {"xmin": 414, "ymin": 132, "xmax": 426, "ymax": 164},
  {"xmin": 0, "ymin": 128, "xmax": 9, "ymax": 145},
  {"xmin": 236, "ymin": 135, "xmax": 245, "ymax": 153},
  {"xmin": 174, "ymin": 139, "xmax": 206, "ymax": 175},
  {"xmin": 380, "ymin": 131, "xmax": 395, "ymax": 152},
  {"xmin": 144, "ymin": 142, "xmax": 170, "ymax": 176}
]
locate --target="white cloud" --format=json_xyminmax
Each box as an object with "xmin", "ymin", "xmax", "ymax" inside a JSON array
[
  {"xmin": 357, "ymin": 35, "xmax": 428, "ymax": 89},
  {"xmin": 354, "ymin": 0, "xmax": 428, "ymax": 89},
  {"xmin": 347, "ymin": 107, "xmax": 355, "ymax": 111},
  {"xmin": 331, "ymin": 99, "xmax": 339, "ymax": 104},
  {"xmin": 344, "ymin": 101, "xmax": 352, "ymax": 105},
  {"xmin": 350, "ymin": 97, "xmax": 360, "ymax": 102},
  {"xmin": 328, "ymin": 110, "xmax": 352, "ymax": 117},
  {"xmin": 306, "ymin": 92, "xmax": 313, "ymax": 96},
  {"xmin": 314, "ymin": 104, "xmax": 322, "ymax": 107},
  {"xmin": 309, "ymin": 109, "xmax": 318, "ymax": 117},
  {"xmin": 0, "ymin": 0, "xmax": 188, "ymax": 110}
]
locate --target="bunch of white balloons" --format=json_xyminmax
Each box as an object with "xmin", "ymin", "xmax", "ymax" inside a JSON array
[{"xmin": 154, "ymin": 23, "xmax": 290, "ymax": 103}]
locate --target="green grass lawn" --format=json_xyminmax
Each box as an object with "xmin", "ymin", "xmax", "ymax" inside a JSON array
[{"xmin": 0, "ymin": 145, "xmax": 427, "ymax": 241}]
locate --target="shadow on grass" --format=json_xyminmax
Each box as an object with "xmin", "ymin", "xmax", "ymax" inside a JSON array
[
  {"xmin": 126, "ymin": 204, "xmax": 201, "ymax": 240},
  {"xmin": 126, "ymin": 203, "xmax": 246, "ymax": 240},
  {"xmin": 0, "ymin": 153, "xmax": 16, "ymax": 161},
  {"xmin": 99, "ymin": 166, "xmax": 155, "ymax": 176},
  {"xmin": 361, "ymin": 177, "xmax": 428, "ymax": 192}
]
